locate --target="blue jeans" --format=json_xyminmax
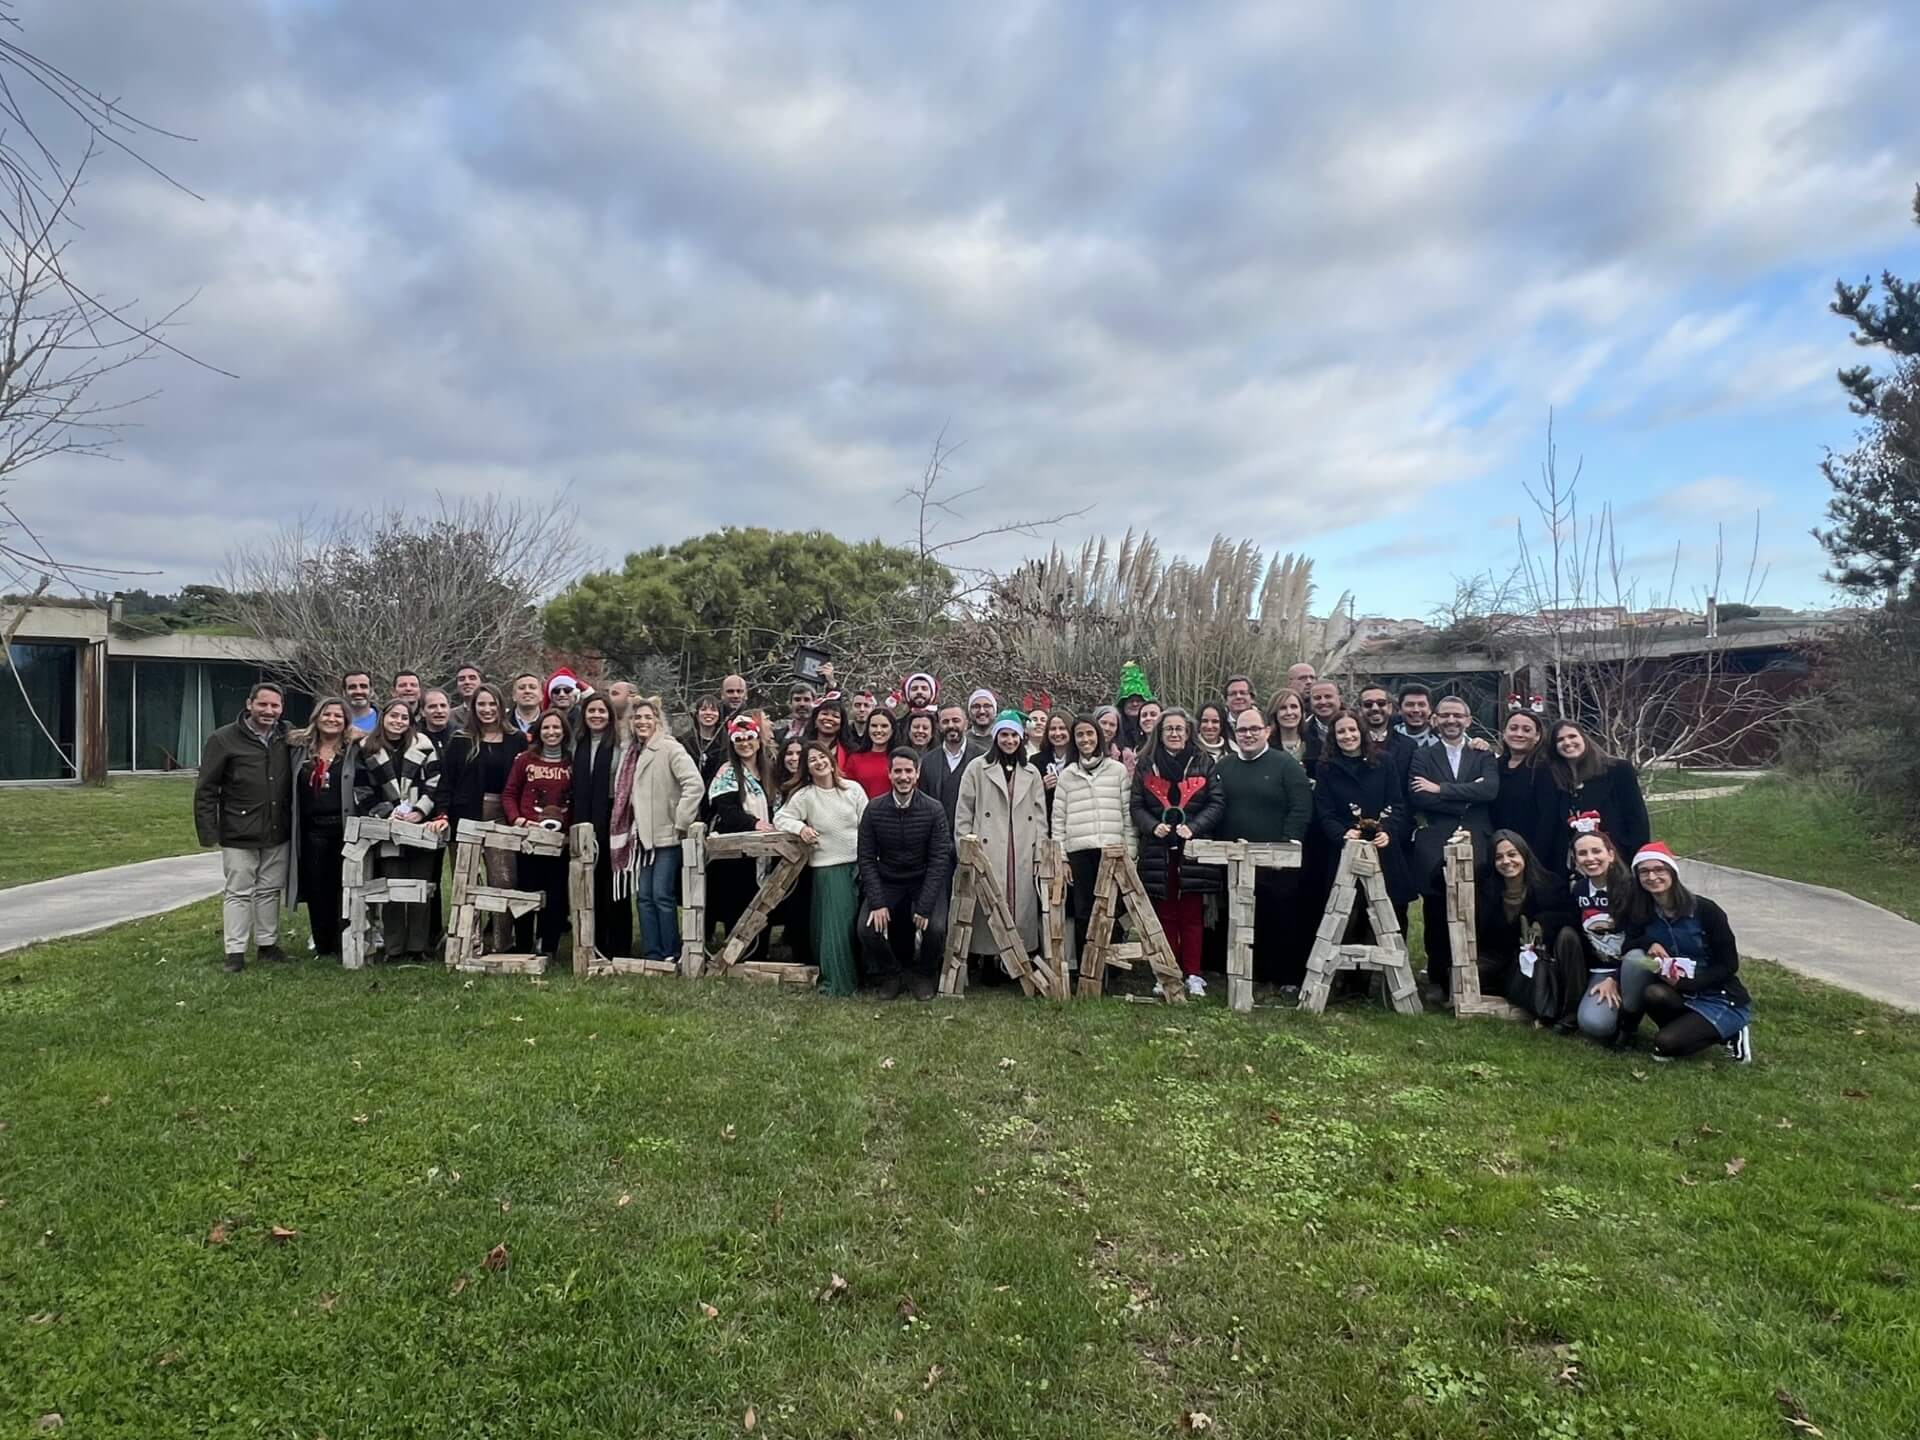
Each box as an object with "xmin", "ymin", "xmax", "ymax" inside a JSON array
[
  {"xmin": 1576, "ymin": 951, "xmax": 1658, "ymax": 1040},
  {"xmin": 635, "ymin": 847, "xmax": 682, "ymax": 960}
]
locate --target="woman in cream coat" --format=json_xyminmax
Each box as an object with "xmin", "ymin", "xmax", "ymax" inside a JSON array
[
  {"xmin": 611, "ymin": 697, "xmax": 704, "ymax": 962},
  {"xmin": 1050, "ymin": 712, "xmax": 1134, "ymax": 958},
  {"xmin": 954, "ymin": 713, "xmax": 1049, "ymax": 961}
]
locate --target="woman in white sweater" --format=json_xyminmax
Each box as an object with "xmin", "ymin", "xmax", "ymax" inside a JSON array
[
  {"xmin": 1050, "ymin": 713, "xmax": 1134, "ymax": 958},
  {"xmin": 774, "ymin": 742, "xmax": 869, "ymax": 995}
]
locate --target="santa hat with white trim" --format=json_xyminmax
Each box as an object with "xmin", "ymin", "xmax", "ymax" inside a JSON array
[{"xmin": 1631, "ymin": 841, "xmax": 1680, "ymax": 875}]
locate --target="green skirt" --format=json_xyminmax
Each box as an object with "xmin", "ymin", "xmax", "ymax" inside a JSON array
[{"xmin": 810, "ymin": 862, "xmax": 859, "ymax": 997}]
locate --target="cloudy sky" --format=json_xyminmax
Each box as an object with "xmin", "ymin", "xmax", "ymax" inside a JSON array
[{"xmin": 10, "ymin": 0, "xmax": 1919, "ymax": 618}]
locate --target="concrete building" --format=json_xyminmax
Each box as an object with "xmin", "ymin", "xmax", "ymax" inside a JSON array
[{"xmin": 1, "ymin": 600, "xmax": 302, "ymax": 783}]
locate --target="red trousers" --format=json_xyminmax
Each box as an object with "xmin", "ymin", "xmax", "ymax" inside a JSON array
[{"xmin": 1154, "ymin": 888, "xmax": 1206, "ymax": 976}]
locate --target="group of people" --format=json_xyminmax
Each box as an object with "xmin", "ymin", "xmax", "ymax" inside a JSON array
[{"xmin": 190, "ymin": 655, "xmax": 1752, "ymax": 1061}]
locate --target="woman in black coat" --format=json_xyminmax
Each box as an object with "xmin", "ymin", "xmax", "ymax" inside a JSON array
[
  {"xmin": 1312, "ymin": 711, "xmax": 1415, "ymax": 910},
  {"xmin": 1489, "ymin": 706, "xmax": 1560, "ymax": 865},
  {"xmin": 1475, "ymin": 828, "xmax": 1575, "ymax": 1016},
  {"xmin": 571, "ymin": 692, "xmax": 631, "ymax": 959},
  {"xmin": 1544, "ymin": 720, "xmax": 1650, "ymax": 870},
  {"xmin": 1129, "ymin": 708, "xmax": 1224, "ymax": 995}
]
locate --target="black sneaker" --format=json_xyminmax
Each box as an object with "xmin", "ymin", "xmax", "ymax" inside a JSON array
[
  {"xmin": 875, "ymin": 975, "xmax": 903, "ymax": 1001},
  {"xmin": 222, "ymin": 953, "xmax": 245, "ymax": 973},
  {"xmin": 256, "ymin": 944, "xmax": 287, "ymax": 964},
  {"xmin": 912, "ymin": 974, "xmax": 937, "ymax": 1002}
]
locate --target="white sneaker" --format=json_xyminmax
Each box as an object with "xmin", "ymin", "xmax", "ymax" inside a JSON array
[
  {"xmin": 1724, "ymin": 1026, "xmax": 1754, "ymax": 1064},
  {"xmin": 1185, "ymin": 974, "xmax": 1206, "ymax": 997},
  {"xmin": 1152, "ymin": 981, "xmax": 1166, "ymax": 998}
]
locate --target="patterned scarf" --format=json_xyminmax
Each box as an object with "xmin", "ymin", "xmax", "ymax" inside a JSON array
[{"xmin": 608, "ymin": 741, "xmax": 646, "ymax": 900}]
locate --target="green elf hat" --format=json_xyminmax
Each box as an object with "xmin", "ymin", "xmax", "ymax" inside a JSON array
[
  {"xmin": 989, "ymin": 708, "xmax": 1027, "ymax": 741},
  {"xmin": 1115, "ymin": 660, "xmax": 1155, "ymax": 704}
]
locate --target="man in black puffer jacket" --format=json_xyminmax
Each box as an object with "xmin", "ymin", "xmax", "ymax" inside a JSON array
[
  {"xmin": 856, "ymin": 748, "xmax": 953, "ymax": 1001},
  {"xmin": 193, "ymin": 683, "xmax": 294, "ymax": 973}
]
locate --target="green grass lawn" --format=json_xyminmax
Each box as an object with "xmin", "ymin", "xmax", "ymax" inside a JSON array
[
  {"xmin": 1651, "ymin": 774, "xmax": 1920, "ymax": 921},
  {"xmin": 0, "ymin": 777, "xmax": 197, "ymax": 889},
  {"xmin": 4, "ymin": 903, "xmax": 1916, "ymax": 1438}
]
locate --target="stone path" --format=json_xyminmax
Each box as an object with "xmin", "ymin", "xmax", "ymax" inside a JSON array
[
  {"xmin": 1685, "ymin": 859, "xmax": 1919, "ymax": 1013},
  {"xmin": 1647, "ymin": 785, "xmax": 1748, "ymax": 804},
  {"xmin": 0, "ymin": 852, "xmax": 222, "ymax": 955}
]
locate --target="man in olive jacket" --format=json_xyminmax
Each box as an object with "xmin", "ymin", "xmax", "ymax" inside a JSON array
[{"xmin": 193, "ymin": 682, "xmax": 295, "ymax": 972}]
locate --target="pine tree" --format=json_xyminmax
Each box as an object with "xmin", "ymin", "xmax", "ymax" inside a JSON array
[{"xmin": 1819, "ymin": 185, "xmax": 1920, "ymax": 606}]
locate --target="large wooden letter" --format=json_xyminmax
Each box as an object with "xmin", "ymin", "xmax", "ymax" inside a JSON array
[{"xmin": 1299, "ymin": 839, "xmax": 1421, "ymax": 1015}]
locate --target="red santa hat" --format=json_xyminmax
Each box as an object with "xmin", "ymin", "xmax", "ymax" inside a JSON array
[
  {"xmin": 1567, "ymin": 809, "xmax": 1605, "ymax": 836},
  {"xmin": 546, "ymin": 667, "xmax": 580, "ymax": 699},
  {"xmin": 1631, "ymin": 841, "xmax": 1680, "ymax": 875}
]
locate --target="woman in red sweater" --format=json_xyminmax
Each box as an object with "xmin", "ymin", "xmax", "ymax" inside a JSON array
[
  {"xmin": 503, "ymin": 710, "xmax": 573, "ymax": 959},
  {"xmin": 841, "ymin": 707, "xmax": 896, "ymax": 799}
]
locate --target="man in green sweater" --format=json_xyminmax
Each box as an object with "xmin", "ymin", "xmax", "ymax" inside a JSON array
[{"xmin": 1219, "ymin": 711, "xmax": 1314, "ymax": 992}]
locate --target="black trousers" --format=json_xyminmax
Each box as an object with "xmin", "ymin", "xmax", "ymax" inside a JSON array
[
  {"xmin": 379, "ymin": 845, "xmax": 438, "ymax": 958},
  {"xmin": 594, "ymin": 841, "xmax": 632, "ymax": 959},
  {"xmin": 708, "ymin": 857, "xmax": 765, "ymax": 963},
  {"xmin": 1252, "ymin": 866, "xmax": 1304, "ymax": 986},
  {"xmin": 514, "ymin": 853, "xmax": 569, "ymax": 954},
  {"xmin": 299, "ymin": 823, "xmax": 345, "ymax": 954},
  {"xmin": 856, "ymin": 886, "xmax": 949, "ymax": 980}
]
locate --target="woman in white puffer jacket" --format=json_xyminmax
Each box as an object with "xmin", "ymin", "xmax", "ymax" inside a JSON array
[{"xmin": 1051, "ymin": 713, "xmax": 1135, "ymax": 958}]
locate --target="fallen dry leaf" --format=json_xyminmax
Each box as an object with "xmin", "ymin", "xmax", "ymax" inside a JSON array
[
  {"xmin": 33, "ymin": 1415, "xmax": 61, "ymax": 1432},
  {"xmin": 616, "ymin": 1193, "xmax": 632, "ymax": 1208},
  {"xmin": 1677, "ymin": 1175, "xmax": 1698, "ymax": 1188},
  {"xmin": 769, "ymin": 1199, "xmax": 783, "ymax": 1225},
  {"xmin": 1630, "ymin": 1069, "xmax": 1648, "ymax": 1081},
  {"xmin": 207, "ymin": 1220, "xmax": 232, "ymax": 1246},
  {"xmin": 449, "ymin": 1276, "xmax": 468, "ymax": 1297},
  {"xmin": 1774, "ymin": 1388, "xmax": 1824, "ymax": 1437},
  {"xmin": 499, "ymin": 1199, "xmax": 512, "ymax": 1213},
  {"xmin": 1180, "ymin": 1411, "xmax": 1214, "ymax": 1432},
  {"xmin": 998, "ymin": 1057, "xmax": 1017, "ymax": 1069},
  {"xmin": 721, "ymin": 1124, "xmax": 737, "ymax": 1142},
  {"xmin": 743, "ymin": 1405, "xmax": 756, "ymax": 1431},
  {"xmin": 880, "ymin": 1056, "xmax": 896, "ymax": 1070},
  {"xmin": 894, "ymin": 1407, "xmax": 905, "ymax": 1423},
  {"xmin": 1698, "ymin": 1124, "xmax": 1720, "ymax": 1136},
  {"xmin": 699, "ymin": 1301, "xmax": 719, "ymax": 1320},
  {"xmin": 26, "ymin": 1311, "xmax": 58, "ymax": 1325},
  {"xmin": 1725, "ymin": 1157, "xmax": 1747, "ymax": 1179},
  {"xmin": 269, "ymin": 1225, "xmax": 300, "ymax": 1245},
  {"xmin": 923, "ymin": 1363, "xmax": 944, "ymax": 1391},
  {"xmin": 1776, "ymin": 1116, "xmax": 1795, "ymax": 1129},
  {"xmin": 352, "ymin": 1113, "xmax": 370, "ymax": 1125},
  {"xmin": 897, "ymin": 1294, "xmax": 920, "ymax": 1324},
  {"xmin": 483, "ymin": 1243, "xmax": 510, "ymax": 1272},
  {"xmin": 817, "ymin": 1272, "xmax": 849, "ymax": 1303},
  {"xmin": 317, "ymin": 1292, "xmax": 339, "ymax": 1312},
  {"xmin": 1843, "ymin": 1088, "xmax": 1869, "ymax": 1099}
]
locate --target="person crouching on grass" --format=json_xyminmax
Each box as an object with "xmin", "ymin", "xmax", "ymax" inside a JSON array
[{"xmin": 1613, "ymin": 842, "xmax": 1754, "ymax": 1063}]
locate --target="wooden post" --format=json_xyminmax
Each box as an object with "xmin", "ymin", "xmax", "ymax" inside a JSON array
[
  {"xmin": 938, "ymin": 834, "xmax": 1046, "ymax": 998},
  {"xmin": 1299, "ymin": 840, "xmax": 1420, "ymax": 1015},
  {"xmin": 1038, "ymin": 840, "xmax": 1070, "ymax": 1000},
  {"xmin": 569, "ymin": 823, "xmax": 599, "ymax": 976},
  {"xmin": 1445, "ymin": 833, "xmax": 1515, "ymax": 1018},
  {"xmin": 1075, "ymin": 847, "xmax": 1185, "ymax": 1003},
  {"xmin": 1186, "ymin": 839, "xmax": 1303, "ymax": 1014},
  {"xmin": 680, "ymin": 823, "xmax": 708, "ymax": 977}
]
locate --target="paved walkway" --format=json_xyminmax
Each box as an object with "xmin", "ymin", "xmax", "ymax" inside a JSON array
[
  {"xmin": 0, "ymin": 853, "xmax": 223, "ymax": 955},
  {"xmin": 1647, "ymin": 785, "xmax": 1748, "ymax": 804},
  {"xmin": 1686, "ymin": 860, "xmax": 1919, "ymax": 1013}
]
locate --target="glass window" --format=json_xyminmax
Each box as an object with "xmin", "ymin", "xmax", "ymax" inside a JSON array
[
  {"xmin": 1, "ymin": 642, "xmax": 78, "ymax": 780},
  {"xmin": 132, "ymin": 660, "xmax": 202, "ymax": 772},
  {"xmin": 107, "ymin": 657, "xmax": 134, "ymax": 771}
]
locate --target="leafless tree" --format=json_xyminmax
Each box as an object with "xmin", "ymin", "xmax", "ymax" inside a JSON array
[
  {"xmin": 216, "ymin": 496, "xmax": 590, "ymax": 696},
  {"xmin": 1499, "ymin": 413, "xmax": 1805, "ymax": 770}
]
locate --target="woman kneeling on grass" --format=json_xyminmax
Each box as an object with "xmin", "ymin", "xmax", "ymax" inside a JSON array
[
  {"xmin": 1556, "ymin": 828, "xmax": 1633, "ymax": 1040},
  {"xmin": 774, "ymin": 742, "xmax": 869, "ymax": 996},
  {"xmin": 1474, "ymin": 829, "xmax": 1573, "ymax": 1017},
  {"xmin": 1611, "ymin": 842, "xmax": 1753, "ymax": 1063}
]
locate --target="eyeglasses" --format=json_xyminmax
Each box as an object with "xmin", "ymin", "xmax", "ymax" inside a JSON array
[{"xmin": 1234, "ymin": 727, "xmax": 1265, "ymax": 738}]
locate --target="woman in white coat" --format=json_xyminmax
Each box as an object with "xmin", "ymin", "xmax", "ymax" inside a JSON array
[
  {"xmin": 610, "ymin": 697, "xmax": 705, "ymax": 962},
  {"xmin": 954, "ymin": 712, "xmax": 1048, "ymax": 963},
  {"xmin": 1050, "ymin": 712, "xmax": 1134, "ymax": 957}
]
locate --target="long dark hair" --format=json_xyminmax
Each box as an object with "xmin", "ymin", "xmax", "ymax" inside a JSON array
[
  {"xmin": 802, "ymin": 740, "xmax": 849, "ymax": 789},
  {"xmin": 1570, "ymin": 828, "xmax": 1631, "ymax": 897},
  {"xmin": 465, "ymin": 683, "xmax": 510, "ymax": 742},
  {"xmin": 777, "ymin": 735, "xmax": 808, "ymax": 800},
  {"xmin": 1625, "ymin": 854, "xmax": 1697, "ymax": 929},
  {"xmin": 1315, "ymin": 707, "xmax": 1380, "ymax": 773},
  {"xmin": 1488, "ymin": 828, "xmax": 1554, "ymax": 894},
  {"xmin": 1193, "ymin": 700, "xmax": 1229, "ymax": 752},
  {"xmin": 1548, "ymin": 719, "xmax": 1616, "ymax": 789},
  {"xmin": 860, "ymin": 707, "xmax": 897, "ymax": 754}
]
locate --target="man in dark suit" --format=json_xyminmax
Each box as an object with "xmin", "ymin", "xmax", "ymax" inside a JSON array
[
  {"xmin": 1408, "ymin": 694, "xmax": 1500, "ymax": 1000},
  {"xmin": 918, "ymin": 701, "xmax": 985, "ymax": 829}
]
